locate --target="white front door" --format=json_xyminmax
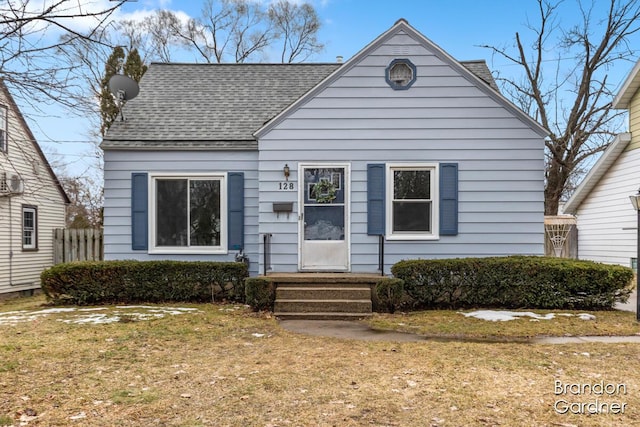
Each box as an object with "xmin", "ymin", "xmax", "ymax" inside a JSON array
[{"xmin": 299, "ymin": 164, "xmax": 350, "ymax": 271}]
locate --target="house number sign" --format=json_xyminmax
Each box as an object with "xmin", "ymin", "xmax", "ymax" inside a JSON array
[{"xmin": 278, "ymin": 181, "xmax": 295, "ymax": 191}]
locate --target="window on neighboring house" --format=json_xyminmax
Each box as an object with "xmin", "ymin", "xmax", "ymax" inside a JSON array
[
  {"xmin": 387, "ymin": 163, "xmax": 438, "ymax": 239},
  {"xmin": 22, "ymin": 206, "xmax": 37, "ymax": 250},
  {"xmin": 0, "ymin": 105, "xmax": 7, "ymax": 153},
  {"xmin": 149, "ymin": 174, "xmax": 226, "ymax": 254}
]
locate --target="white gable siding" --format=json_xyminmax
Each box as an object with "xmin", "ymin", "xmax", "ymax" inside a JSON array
[
  {"xmin": 258, "ymin": 31, "xmax": 545, "ymax": 273},
  {"xmin": 103, "ymin": 150, "xmax": 260, "ymax": 275},
  {"xmin": 574, "ymin": 147, "xmax": 640, "ymax": 267},
  {"xmin": 0, "ymin": 91, "xmax": 66, "ymax": 294}
]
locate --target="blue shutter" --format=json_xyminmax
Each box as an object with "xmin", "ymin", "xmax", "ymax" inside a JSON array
[
  {"xmin": 439, "ymin": 163, "xmax": 458, "ymax": 236},
  {"xmin": 227, "ymin": 172, "xmax": 244, "ymax": 250},
  {"xmin": 367, "ymin": 164, "xmax": 386, "ymax": 235},
  {"xmin": 131, "ymin": 173, "xmax": 148, "ymax": 250}
]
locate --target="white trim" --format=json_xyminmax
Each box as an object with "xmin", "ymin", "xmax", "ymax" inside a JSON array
[
  {"xmin": 563, "ymin": 133, "xmax": 631, "ymax": 214},
  {"xmin": 148, "ymin": 172, "xmax": 228, "ymax": 255},
  {"xmin": 613, "ymin": 59, "xmax": 640, "ymax": 109},
  {"xmin": 386, "ymin": 162, "xmax": 440, "ymax": 240},
  {"xmin": 298, "ymin": 162, "xmax": 351, "ymax": 271},
  {"xmin": 22, "ymin": 206, "xmax": 37, "ymax": 249}
]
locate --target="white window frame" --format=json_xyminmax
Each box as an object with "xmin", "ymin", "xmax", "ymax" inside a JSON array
[
  {"xmin": 0, "ymin": 105, "xmax": 7, "ymax": 153},
  {"xmin": 22, "ymin": 206, "xmax": 37, "ymax": 250},
  {"xmin": 148, "ymin": 172, "xmax": 227, "ymax": 254},
  {"xmin": 386, "ymin": 163, "xmax": 439, "ymax": 240}
]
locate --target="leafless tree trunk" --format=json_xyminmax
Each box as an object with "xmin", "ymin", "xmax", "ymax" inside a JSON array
[{"xmin": 482, "ymin": 0, "xmax": 640, "ymax": 214}]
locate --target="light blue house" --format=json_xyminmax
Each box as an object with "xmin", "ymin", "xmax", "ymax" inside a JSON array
[{"xmin": 102, "ymin": 19, "xmax": 548, "ymax": 277}]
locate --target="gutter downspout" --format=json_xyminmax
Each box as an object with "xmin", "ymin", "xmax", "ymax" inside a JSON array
[{"xmin": 8, "ymin": 196, "xmax": 12, "ymax": 285}]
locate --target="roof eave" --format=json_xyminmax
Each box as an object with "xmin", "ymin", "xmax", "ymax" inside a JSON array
[
  {"xmin": 0, "ymin": 80, "xmax": 71, "ymax": 205},
  {"xmin": 612, "ymin": 59, "xmax": 640, "ymax": 109},
  {"xmin": 562, "ymin": 132, "xmax": 632, "ymax": 214}
]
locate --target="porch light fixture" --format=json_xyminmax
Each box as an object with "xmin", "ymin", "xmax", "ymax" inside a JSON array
[
  {"xmin": 629, "ymin": 187, "xmax": 640, "ymax": 321},
  {"xmin": 283, "ymin": 164, "xmax": 290, "ymax": 181}
]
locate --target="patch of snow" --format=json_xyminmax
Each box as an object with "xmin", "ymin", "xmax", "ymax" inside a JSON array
[
  {"xmin": 69, "ymin": 412, "xmax": 87, "ymax": 420},
  {"xmin": 578, "ymin": 313, "xmax": 596, "ymax": 321},
  {"xmin": 116, "ymin": 305, "xmax": 154, "ymax": 310},
  {"xmin": 460, "ymin": 310, "xmax": 556, "ymax": 322},
  {"xmin": 31, "ymin": 307, "xmax": 77, "ymax": 314},
  {"xmin": 0, "ymin": 310, "xmax": 28, "ymax": 316},
  {"xmin": 58, "ymin": 314, "xmax": 122, "ymax": 325},
  {"xmin": 460, "ymin": 310, "xmax": 597, "ymax": 322},
  {"xmin": 0, "ymin": 305, "xmax": 202, "ymax": 325},
  {"xmin": 252, "ymin": 333, "xmax": 265, "ymax": 338}
]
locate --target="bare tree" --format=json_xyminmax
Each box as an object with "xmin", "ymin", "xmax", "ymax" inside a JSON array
[
  {"xmin": 269, "ymin": 0, "xmax": 323, "ymax": 63},
  {"xmin": 61, "ymin": 175, "xmax": 104, "ymax": 228},
  {"xmin": 43, "ymin": 146, "xmax": 103, "ymax": 228},
  {"xmin": 135, "ymin": 0, "xmax": 323, "ymax": 64},
  {"xmin": 0, "ymin": 0, "xmax": 128, "ymax": 111},
  {"xmin": 169, "ymin": 0, "xmax": 272, "ymax": 63},
  {"xmin": 138, "ymin": 10, "xmax": 183, "ymax": 63},
  {"xmin": 483, "ymin": 0, "xmax": 640, "ymax": 215}
]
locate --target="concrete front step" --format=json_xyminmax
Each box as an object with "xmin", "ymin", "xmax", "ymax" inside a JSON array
[
  {"xmin": 276, "ymin": 286, "xmax": 371, "ymax": 300},
  {"xmin": 268, "ymin": 273, "xmax": 379, "ymax": 320},
  {"xmin": 275, "ymin": 312, "xmax": 372, "ymax": 320},
  {"xmin": 274, "ymin": 299, "xmax": 372, "ymax": 314}
]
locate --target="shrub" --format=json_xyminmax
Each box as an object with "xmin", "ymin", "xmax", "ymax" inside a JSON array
[
  {"xmin": 245, "ymin": 277, "xmax": 276, "ymax": 312},
  {"xmin": 41, "ymin": 260, "xmax": 248, "ymax": 305},
  {"xmin": 375, "ymin": 278, "xmax": 405, "ymax": 313},
  {"xmin": 391, "ymin": 256, "xmax": 633, "ymax": 310}
]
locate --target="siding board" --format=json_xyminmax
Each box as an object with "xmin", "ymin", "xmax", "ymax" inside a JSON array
[
  {"xmin": 574, "ymin": 148, "xmax": 640, "ymax": 266},
  {"xmin": 0, "ymin": 86, "xmax": 67, "ymax": 294},
  {"xmin": 257, "ymin": 33, "xmax": 544, "ymax": 274},
  {"xmin": 103, "ymin": 150, "xmax": 260, "ymax": 275}
]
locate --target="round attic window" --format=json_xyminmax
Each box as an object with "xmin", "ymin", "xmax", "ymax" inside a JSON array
[{"xmin": 385, "ymin": 59, "xmax": 416, "ymax": 90}]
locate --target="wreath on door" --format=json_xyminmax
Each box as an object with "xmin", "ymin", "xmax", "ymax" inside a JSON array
[{"xmin": 313, "ymin": 179, "xmax": 337, "ymax": 203}]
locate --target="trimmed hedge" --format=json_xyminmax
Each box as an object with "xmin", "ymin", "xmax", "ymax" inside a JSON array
[
  {"xmin": 41, "ymin": 260, "xmax": 248, "ymax": 305},
  {"xmin": 245, "ymin": 277, "xmax": 276, "ymax": 312},
  {"xmin": 375, "ymin": 278, "xmax": 405, "ymax": 313},
  {"xmin": 391, "ymin": 256, "xmax": 634, "ymax": 310}
]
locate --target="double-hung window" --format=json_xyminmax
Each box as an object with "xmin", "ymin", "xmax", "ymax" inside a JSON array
[
  {"xmin": 22, "ymin": 206, "xmax": 37, "ymax": 250},
  {"xmin": 149, "ymin": 174, "xmax": 227, "ymax": 254},
  {"xmin": 387, "ymin": 163, "xmax": 439, "ymax": 239}
]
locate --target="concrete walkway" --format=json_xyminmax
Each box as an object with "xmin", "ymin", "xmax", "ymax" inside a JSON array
[
  {"xmin": 279, "ymin": 293, "xmax": 640, "ymax": 344},
  {"xmin": 615, "ymin": 289, "xmax": 637, "ymax": 312}
]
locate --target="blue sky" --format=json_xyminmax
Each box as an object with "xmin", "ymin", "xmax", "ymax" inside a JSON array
[{"xmin": 23, "ymin": 0, "xmax": 640, "ymax": 176}]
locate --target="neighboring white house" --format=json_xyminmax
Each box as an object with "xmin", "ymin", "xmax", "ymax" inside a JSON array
[
  {"xmin": 101, "ymin": 19, "xmax": 548, "ymax": 276},
  {"xmin": 563, "ymin": 58, "xmax": 640, "ymax": 268},
  {"xmin": 0, "ymin": 80, "xmax": 69, "ymax": 297}
]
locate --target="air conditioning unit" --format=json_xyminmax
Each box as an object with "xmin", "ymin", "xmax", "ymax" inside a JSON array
[
  {"xmin": 9, "ymin": 174, "xmax": 24, "ymax": 194},
  {"xmin": 0, "ymin": 173, "xmax": 23, "ymax": 195}
]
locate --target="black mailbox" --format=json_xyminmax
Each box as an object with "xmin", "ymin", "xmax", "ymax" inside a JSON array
[{"xmin": 272, "ymin": 202, "xmax": 293, "ymax": 213}]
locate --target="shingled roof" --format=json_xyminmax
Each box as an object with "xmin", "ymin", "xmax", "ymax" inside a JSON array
[
  {"xmin": 102, "ymin": 63, "xmax": 340, "ymax": 150},
  {"xmin": 102, "ymin": 60, "xmax": 499, "ymax": 150}
]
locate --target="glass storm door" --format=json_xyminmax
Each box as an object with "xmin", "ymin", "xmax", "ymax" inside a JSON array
[{"xmin": 299, "ymin": 165, "xmax": 349, "ymax": 271}]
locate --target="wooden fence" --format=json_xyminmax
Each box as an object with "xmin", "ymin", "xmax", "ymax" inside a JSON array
[{"xmin": 53, "ymin": 228, "xmax": 104, "ymax": 264}]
